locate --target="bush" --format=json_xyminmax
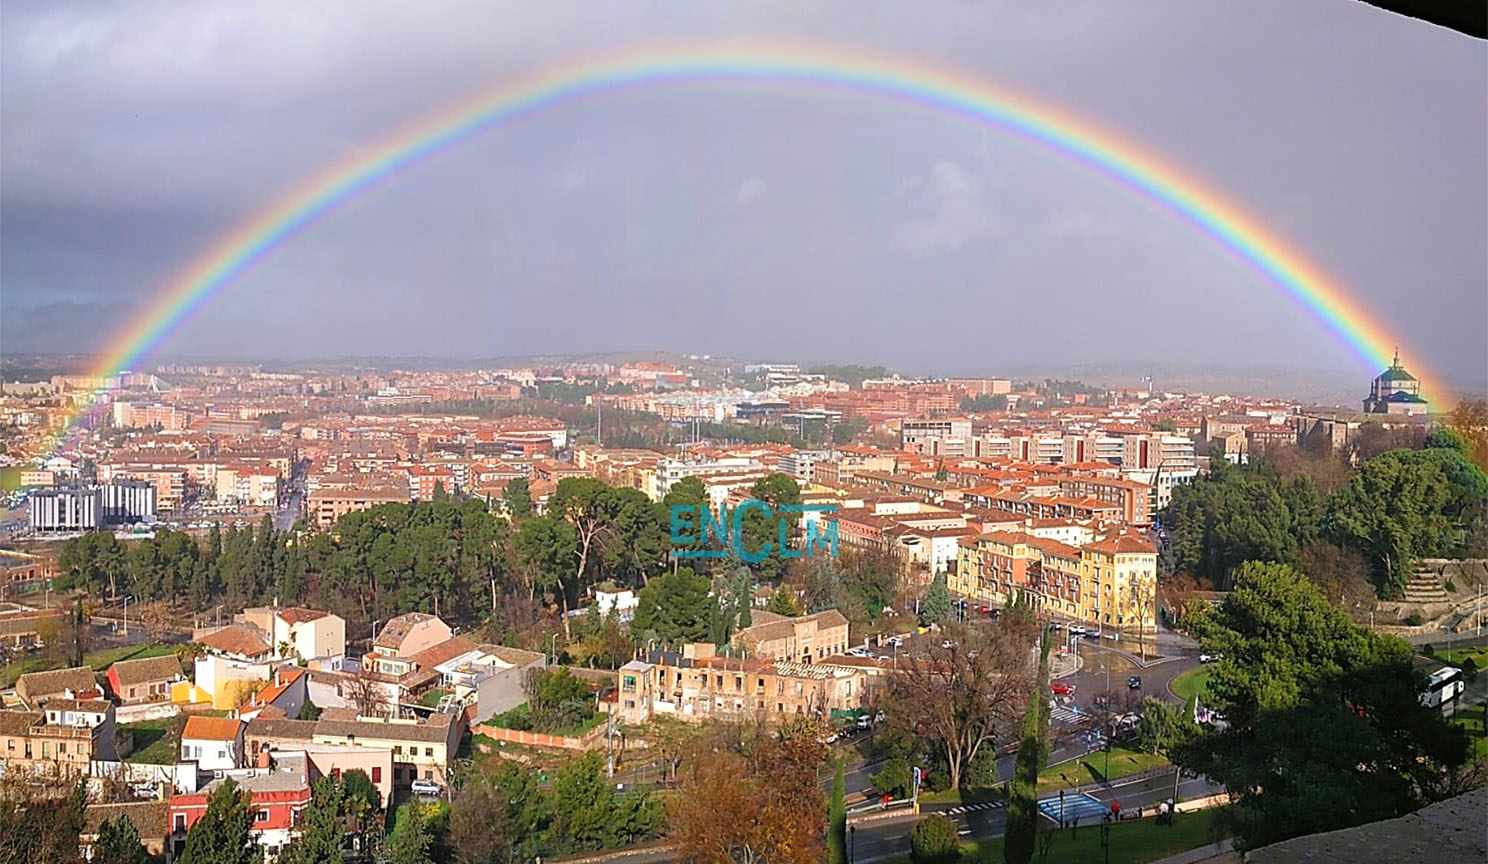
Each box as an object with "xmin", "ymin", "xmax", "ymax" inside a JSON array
[
  {"xmin": 909, "ymin": 814, "xmax": 961, "ymax": 864},
  {"xmin": 1463, "ymin": 657, "xmax": 1479, "ymax": 682},
  {"xmin": 1404, "ymin": 614, "xmax": 1424, "ymax": 627},
  {"xmin": 1446, "ymin": 579, "xmax": 1459, "ymax": 592},
  {"xmin": 1423, "ymin": 644, "xmax": 1436, "ymax": 658}
]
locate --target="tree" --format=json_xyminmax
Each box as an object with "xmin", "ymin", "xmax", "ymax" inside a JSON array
[
  {"xmin": 871, "ymin": 754, "xmax": 912, "ymax": 798},
  {"xmin": 345, "ymin": 659, "xmax": 387, "ymax": 717},
  {"xmin": 1447, "ymin": 399, "xmax": 1488, "ymax": 472},
  {"xmin": 1326, "ymin": 452, "xmax": 1454, "ymax": 595},
  {"xmin": 0, "ymin": 778, "xmax": 88, "ymax": 864},
  {"xmin": 283, "ymin": 777, "xmax": 345, "ymax": 864},
  {"xmin": 180, "ymin": 780, "xmax": 257, "ymax": 864},
  {"xmin": 921, "ymin": 571, "xmax": 952, "ymax": 624},
  {"xmin": 523, "ymin": 667, "xmax": 594, "ymax": 733},
  {"xmin": 827, "ymin": 761, "xmax": 847, "ymax": 864},
  {"xmin": 909, "ymin": 814, "xmax": 961, "ymax": 864},
  {"xmin": 1164, "ymin": 459, "xmax": 1322, "ymax": 588},
  {"xmin": 387, "ymin": 802, "xmax": 434, "ymax": 864},
  {"xmin": 449, "ymin": 781, "xmax": 512, "ymax": 864},
  {"xmin": 1178, "ymin": 562, "xmax": 1470, "ymax": 851},
  {"xmin": 632, "ymin": 567, "xmax": 714, "ymax": 646},
  {"xmin": 668, "ymin": 732, "xmax": 827, "ymax": 864},
  {"xmin": 1135, "ymin": 696, "xmax": 1195, "ymax": 757},
  {"xmin": 514, "ymin": 514, "xmax": 578, "ymax": 614},
  {"xmin": 502, "ymin": 477, "xmax": 533, "ymax": 519},
  {"xmin": 766, "ymin": 588, "xmax": 802, "ymax": 617},
  {"xmin": 1004, "ymin": 630, "xmax": 1051, "ymax": 864},
  {"xmin": 341, "ymin": 769, "xmax": 381, "ymax": 849},
  {"xmin": 550, "ymin": 478, "xmax": 618, "ymax": 638},
  {"xmin": 886, "ymin": 619, "xmax": 1034, "ymax": 791},
  {"xmin": 94, "ymin": 813, "xmax": 151, "ymax": 864},
  {"xmin": 742, "ymin": 473, "xmax": 802, "ymax": 580}
]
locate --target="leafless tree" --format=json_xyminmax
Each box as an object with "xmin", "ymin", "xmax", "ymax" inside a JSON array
[
  {"xmin": 344, "ymin": 659, "xmax": 387, "ymax": 717},
  {"xmin": 885, "ymin": 618, "xmax": 1036, "ymax": 790}
]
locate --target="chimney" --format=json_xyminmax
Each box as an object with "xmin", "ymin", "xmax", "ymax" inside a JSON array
[{"xmin": 257, "ymin": 749, "xmax": 271, "ymax": 769}]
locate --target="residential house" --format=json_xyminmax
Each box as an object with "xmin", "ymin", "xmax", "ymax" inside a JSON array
[
  {"xmin": 242, "ymin": 606, "xmax": 347, "ymax": 662},
  {"xmin": 238, "ymin": 667, "xmax": 308, "ymax": 722},
  {"xmin": 169, "ymin": 750, "xmax": 313, "ymax": 861},
  {"xmin": 15, "ymin": 665, "xmax": 98, "ymax": 708},
  {"xmin": 81, "ymin": 801, "xmax": 169, "ymax": 861},
  {"xmin": 180, "ymin": 715, "xmax": 244, "ymax": 773},
  {"xmin": 312, "ymin": 709, "xmax": 462, "ymax": 788},
  {"xmin": 373, "ymin": 612, "xmax": 453, "ymax": 658},
  {"xmin": 0, "ymin": 699, "xmax": 117, "ymax": 777},
  {"xmin": 106, "ymin": 654, "xmax": 184, "ymax": 705}
]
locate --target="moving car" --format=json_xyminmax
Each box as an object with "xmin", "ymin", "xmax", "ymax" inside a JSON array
[
  {"xmin": 1128, "ymin": 675, "xmax": 1142, "ymax": 690},
  {"xmin": 1067, "ymin": 625, "xmax": 1086, "ymax": 635},
  {"xmin": 1050, "ymin": 682, "xmax": 1074, "ymax": 696}
]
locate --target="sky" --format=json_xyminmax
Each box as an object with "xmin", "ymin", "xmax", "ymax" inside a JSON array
[{"xmin": 2, "ymin": 1, "xmax": 1484, "ymax": 394}]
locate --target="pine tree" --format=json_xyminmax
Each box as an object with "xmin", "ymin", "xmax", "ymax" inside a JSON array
[
  {"xmin": 827, "ymin": 760, "xmax": 847, "ymax": 864},
  {"xmin": 283, "ymin": 778, "xmax": 345, "ymax": 864},
  {"xmin": 1004, "ymin": 630, "xmax": 1052, "ymax": 864},
  {"xmin": 95, "ymin": 813, "xmax": 151, "ymax": 864},
  {"xmin": 922, "ymin": 571, "xmax": 952, "ymax": 624},
  {"xmin": 180, "ymin": 779, "xmax": 257, "ymax": 864}
]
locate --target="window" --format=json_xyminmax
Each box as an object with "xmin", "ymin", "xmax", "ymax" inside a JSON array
[
  {"xmin": 175, "ymin": 815, "xmax": 186, "ymax": 832},
  {"xmin": 424, "ymin": 747, "xmax": 433, "ymax": 757},
  {"xmin": 393, "ymin": 746, "xmax": 402, "ymax": 755},
  {"xmin": 372, "ymin": 767, "xmax": 382, "ymax": 783},
  {"xmin": 58, "ymin": 743, "xmax": 66, "ymax": 754}
]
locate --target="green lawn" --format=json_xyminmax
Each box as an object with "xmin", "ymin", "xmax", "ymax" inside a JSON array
[
  {"xmin": 2, "ymin": 643, "xmax": 178, "ymax": 688},
  {"xmin": 882, "ymin": 809, "xmax": 1227, "ymax": 864},
  {"xmin": 1454, "ymin": 704, "xmax": 1488, "ymax": 762},
  {"xmin": 1036, "ymin": 747, "xmax": 1170, "ymax": 794},
  {"xmin": 489, "ymin": 703, "xmax": 606, "ymax": 738},
  {"xmin": 921, "ymin": 786, "xmax": 1006, "ymax": 806},
  {"xmin": 122, "ymin": 717, "xmax": 180, "ymax": 764},
  {"xmin": 1433, "ymin": 646, "xmax": 1487, "ymax": 669},
  {"xmin": 418, "ymin": 688, "xmax": 452, "ymax": 708},
  {"xmin": 1169, "ymin": 667, "xmax": 1211, "ymax": 702}
]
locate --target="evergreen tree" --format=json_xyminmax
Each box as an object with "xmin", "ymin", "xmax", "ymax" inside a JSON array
[
  {"xmin": 1004, "ymin": 631, "xmax": 1051, "ymax": 864},
  {"xmin": 94, "ymin": 813, "xmax": 150, "ymax": 864},
  {"xmin": 766, "ymin": 588, "xmax": 802, "ymax": 617},
  {"xmin": 921, "ymin": 571, "xmax": 952, "ymax": 624},
  {"xmin": 387, "ymin": 803, "xmax": 434, "ymax": 864},
  {"xmin": 180, "ymin": 780, "xmax": 257, "ymax": 864},
  {"xmin": 827, "ymin": 760, "xmax": 847, "ymax": 864},
  {"xmin": 284, "ymin": 778, "xmax": 345, "ymax": 864}
]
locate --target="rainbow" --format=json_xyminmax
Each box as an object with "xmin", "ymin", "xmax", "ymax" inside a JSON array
[{"xmin": 39, "ymin": 40, "xmax": 1436, "ymax": 460}]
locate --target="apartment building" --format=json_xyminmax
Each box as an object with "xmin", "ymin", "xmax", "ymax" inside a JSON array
[
  {"xmin": 953, "ymin": 528, "xmax": 1157, "ymax": 629},
  {"xmin": 307, "ymin": 485, "xmax": 409, "ymax": 529},
  {"xmin": 0, "ymin": 550, "xmax": 54, "ymax": 597}
]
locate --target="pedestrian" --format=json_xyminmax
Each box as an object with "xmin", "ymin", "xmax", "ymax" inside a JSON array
[
  {"xmin": 1157, "ymin": 800, "xmax": 1168, "ymax": 825},
  {"xmin": 1111, "ymin": 800, "xmax": 1121, "ymax": 820}
]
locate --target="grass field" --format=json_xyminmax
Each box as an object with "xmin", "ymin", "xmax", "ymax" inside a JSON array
[
  {"xmin": 1168, "ymin": 667, "xmax": 1211, "ymax": 702},
  {"xmin": 122, "ymin": 717, "xmax": 179, "ymax": 764},
  {"xmin": 1, "ymin": 642, "xmax": 177, "ymax": 688},
  {"xmin": 1454, "ymin": 703, "xmax": 1488, "ymax": 762},
  {"xmin": 1036, "ymin": 746, "xmax": 1170, "ymax": 794},
  {"xmin": 1432, "ymin": 645, "xmax": 1487, "ymax": 669},
  {"xmin": 882, "ymin": 809, "xmax": 1227, "ymax": 864}
]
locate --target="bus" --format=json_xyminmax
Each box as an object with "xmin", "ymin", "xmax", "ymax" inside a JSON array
[{"xmin": 1420, "ymin": 666, "xmax": 1465, "ymax": 710}]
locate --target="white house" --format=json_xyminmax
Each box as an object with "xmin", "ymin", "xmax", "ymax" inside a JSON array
[
  {"xmin": 180, "ymin": 715, "xmax": 244, "ymax": 773},
  {"xmin": 242, "ymin": 606, "xmax": 347, "ymax": 662}
]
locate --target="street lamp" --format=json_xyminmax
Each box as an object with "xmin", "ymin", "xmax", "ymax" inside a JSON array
[
  {"xmin": 1099, "ymin": 813, "xmax": 1113, "ymax": 864},
  {"xmin": 848, "ymin": 824, "xmax": 856, "ymax": 864}
]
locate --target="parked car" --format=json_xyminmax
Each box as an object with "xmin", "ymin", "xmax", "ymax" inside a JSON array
[
  {"xmin": 940, "ymin": 639, "xmax": 954, "ymax": 649},
  {"xmin": 857, "ymin": 714, "xmax": 872, "ymax": 729},
  {"xmin": 885, "ymin": 635, "xmax": 905, "ymax": 647},
  {"xmin": 1199, "ymin": 652, "xmax": 1219, "ymax": 663},
  {"xmin": 131, "ymin": 782, "xmax": 158, "ymax": 800},
  {"xmin": 1048, "ymin": 621, "xmax": 1063, "ymax": 630},
  {"xmin": 1128, "ymin": 676, "xmax": 1142, "ymax": 690},
  {"xmin": 1103, "ymin": 632, "xmax": 1120, "ymax": 642},
  {"xmin": 1067, "ymin": 625, "xmax": 1085, "ymax": 635},
  {"xmin": 1050, "ymin": 682, "xmax": 1074, "ymax": 696},
  {"xmin": 410, "ymin": 779, "xmax": 443, "ymax": 797}
]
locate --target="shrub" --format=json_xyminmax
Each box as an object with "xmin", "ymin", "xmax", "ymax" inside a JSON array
[
  {"xmin": 1423, "ymin": 644, "xmax": 1436, "ymax": 658},
  {"xmin": 1463, "ymin": 657, "xmax": 1479, "ymax": 683},
  {"xmin": 1404, "ymin": 614, "xmax": 1424, "ymax": 627},
  {"xmin": 1446, "ymin": 579, "xmax": 1459, "ymax": 592},
  {"xmin": 909, "ymin": 814, "xmax": 961, "ymax": 864}
]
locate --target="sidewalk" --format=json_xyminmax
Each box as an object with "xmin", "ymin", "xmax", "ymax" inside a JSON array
[{"xmin": 1148, "ymin": 837, "xmax": 1236, "ymax": 864}]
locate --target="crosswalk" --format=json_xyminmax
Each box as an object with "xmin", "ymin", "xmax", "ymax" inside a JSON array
[
  {"xmin": 1051, "ymin": 705, "xmax": 1085, "ymax": 725},
  {"xmin": 1037, "ymin": 792, "xmax": 1112, "ymax": 825},
  {"xmin": 941, "ymin": 800, "xmax": 1005, "ymax": 815}
]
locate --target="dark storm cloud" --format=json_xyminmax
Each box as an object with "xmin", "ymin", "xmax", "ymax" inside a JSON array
[{"xmin": 2, "ymin": 0, "xmax": 1483, "ymax": 394}]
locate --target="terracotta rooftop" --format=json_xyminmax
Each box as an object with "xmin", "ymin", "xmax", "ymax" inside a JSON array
[
  {"xmin": 83, "ymin": 801, "xmax": 169, "ymax": 839},
  {"xmin": 182, "ymin": 715, "xmax": 243, "ymax": 741},
  {"xmin": 17, "ymin": 666, "xmax": 97, "ymax": 702},
  {"xmin": 276, "ymin": 607, "xmax": 329, "ymax": 625},
  {"xmin": 198, "ymin": 624, "xmax": 272, "ymax": 658}
]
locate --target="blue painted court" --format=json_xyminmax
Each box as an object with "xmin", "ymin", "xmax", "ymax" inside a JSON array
[{"xmin": 1037, "ymin": 793, "xmax": 1112, "ymax": 825}]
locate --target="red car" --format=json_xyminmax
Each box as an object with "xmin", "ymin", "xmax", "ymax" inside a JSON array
[{"xmin": 1050, "ymin": 682, "xmax": 1074, "ymax": 696}]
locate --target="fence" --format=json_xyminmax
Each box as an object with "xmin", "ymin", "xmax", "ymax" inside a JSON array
[{"xmin": 472, "ymin": 722, "xmax": 609, "ymax": 751}]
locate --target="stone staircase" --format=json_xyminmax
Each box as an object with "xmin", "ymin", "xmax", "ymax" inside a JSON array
[{"xmin": 1402, "ymin": 573, "xmax": 1449, "ymax": 605}]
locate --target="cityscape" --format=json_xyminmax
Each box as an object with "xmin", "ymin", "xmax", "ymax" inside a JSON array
[{"xmin": 1, "ymin": 3, "xmax": 1485, "ymax": 864}]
